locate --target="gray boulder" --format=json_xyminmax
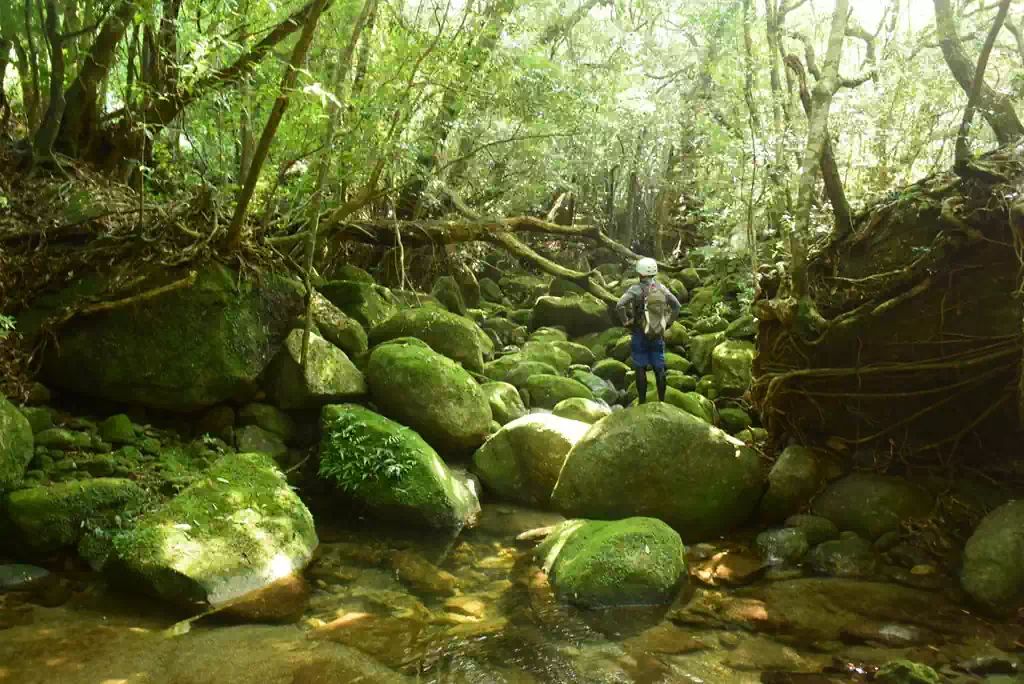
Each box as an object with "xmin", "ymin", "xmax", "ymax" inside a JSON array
[
  {"xmin": 758, "ymin": 446, "xmax": 820, "ymax": 523},
  {"xmin": 960, "ymin": 500, "xmax": 1024, "ymax": 617},
  {"xmin": 812, "ymin": 473, "xmax": 933, "ymax": 540},
  {"xmin": 264, "ymin": 330, "xmax": 367, "ymax": 410}
]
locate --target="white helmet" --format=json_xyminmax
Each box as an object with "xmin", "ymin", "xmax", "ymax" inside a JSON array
[{"xmin": 636, "ymin": 257, "xmax": 658, "ymax": 277}]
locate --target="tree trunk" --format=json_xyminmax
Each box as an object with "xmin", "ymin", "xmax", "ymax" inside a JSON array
[
  {"xmin": 954, "ymin": 0, "xmax": 1012, "ymax": 165},
  {"xmin": 23, "ymin": 0, "xmax": 41, "ymax": 130},
  {"xmin": 31, "ymin": 0, "xmax": 64, "ymax": 162},
  {"xmin": 0, "ymin": 38, "xmax": 11, "ymax": 130},
  {"xmin": 225, "ymin": 0, "xmax": 332, "ymax": 250},
  {"xmin": 932, "ymin": 0, "xmax": 1024, "ymax": 145},
  {"xmin": 237, "ymin": 3, "xmax": 253, "ymax": 184},
  {"xmin": 791, "ymin": 0, "xmax": 848, "ymax": 301},
  {"xmin": 11, "ymin": 39, "xmax": 35, "ymax": 130}
]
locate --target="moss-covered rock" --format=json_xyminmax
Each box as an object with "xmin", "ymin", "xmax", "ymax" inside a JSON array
[
  {"xmin": 665, "ymin": 372, "xmax": 697, "ymax": 393},
  {"xmin": 309, "ymin": 292, "xmax": 368, "ymax": 356},
  {"xmin": 587, "ymin": 326, "xmax": 630, "ymax": 359},
  {"xmin": 499, "ymin": 274, "xmax": 550, "ymax": 306},
  {"xmin": 548, "ymin": 278, "xmax": 587, "ymax": 297},
  {"xmin": 368, "ymin": 308, "xmax": 490, "ymax": 373},
  {"xmin": 687, "ymin": 287, "xmax": 716, "ymax": 316},
  {"xmin": 693, "ymin": 314, "xmax": 729, "ymax": 334},
  {"xmin": 783, "ymin": 514, "xmax": 839, "ymax": 546},
  {"xmin": 679, "ymin": 268, "xmax": 701, "ymax": 290},
  {"xmin": 550, "ymin": 403, "xmax": 765, "ymax": 542},
  {"xmin": 609, "ymin": 335, "xmax": 634, "ymax": 362},
  {"xmin": 237, "ymin": 403, "xmax": 297, "ymax": 444},
  {"xmin": 39, "ymin": 263, "xmax": 304, "ymax": 411},
  {"xmin": 689, "ymin": 332, "xmax": 726, "ymax": 375},
  {"xmin": 99, "ymin": 414, "xmax": 137, "ymax": 445},
  {"xmin": 552, "ymin": 397, "xmax": 612, "ymax": 424},
  {"xmin": 725, "ymin": 313, "xmax": 757, "ymax": 340},
  {"xmin": 35, "ymin": 427, "xmax": 92, "ymax": 449},
  {"xmin": 874, "ymin": 660, "xmax": 940, "ymax": 684},
  {"xmin": 452, "ymin": 265, "xmax": 481, "ymax": 308},
  {"xmin": 534, "ymin": 517, "xmax": 687, "ymax": 608},
  {"xmin": 759, "ymin": 446, "xmax": 820, "ymax": 524},
  {"xmin": 755, "ymin": 527, "xmax": 809, "ymax": 565},
  {"xmin": 109, "ymin": 452, "xmax": 317, "ymax": 609},
  {"xmin": 551, "ymin": 341, "xmax": 596, "ymax": 367},
  {"xmin": 717, "ymin": 407, "xmax": 752, "ymax": 433},
  {"xmin": 569, "ymin": 370, "xmax": 618, "ymax": 405},
  {"xmin": 328, "ymin": 264, "xmax": 375, "ymax": 283},
  {"xmin": 0, "ymin": 394, "xmax": 34, "ymax": 491},
  {"xmin": 18, "ymin": 406, "xmax": 55, "ymax": 435},
  {"xmin": 479, "ymin": 277, "xmax": 506, "ymax": 304},
  {"xmin": 320, "ymin": 404, "xmax": 479, "ymax": 528},
  {"xmin": 519, "ymin": 342, "xmax": 573, "ymax": 373},
  {"xmin": 503, "ymin": 362, "xmax": 561, "ymax": 392},
  {"xmin": 696, "ymin": 375, "xmax": 718, "ymax": 399},
  {"xmin": 530, "ymin": 295, "xmax": 613, "ymax": 338},
  {"xmin": 472, "ymin": 413, "xmax": 589, "ymax": 506},
  {"xmin": 367, "ymin": 341, "xmax": 492, "ymax": 454},
  {"xmin": 529, "ymin": 326, "xmax": 569, "ymax": 343},
  {"xmin": 712, "ymin": 340, "xmax": 757, "ymax": 397},
  {"xmin": 960, "ymin": 500, "xmax": 1024, "ymax": 617},
  {"xmin": 592, "ymin": 358, "xmax": 631, "ymax": 389},
  {"xmin": 481, "ymin": 382, "xmax": 528, "ymax": 425},
  {"xmin": 319, "ymin": 280, "xmax": 397, "ymax": 330},
  {"xmin": 479, "ymin": 318, "xmax": 527, "ymax": 347},
  {"xmin": 523, "ymin": 375, "xmax": 594, "ymax": 410},
  {"xmin": 431, "ymin": 276, "xmax": 467, "ymax": 316},
  {"xmin": 809, "ymin": 532, "xmax": 877, "ymax": 578},
  {"xmin": 264, "ymin": 330, "xmax": 367, "ymax": 410},
  {"xmin": 812, "ymin": 473, "xmax": 933, "ymax": 540},
  {"xmin": 663, "ymin": 353, "xmax": 692, "ymax": 374},
  {"xmin": 7, "ymin": 479, "xmax": 149, "ymax": 552},
  {"xmin": 235, "ymin": 425, "xmax": 289, "ymax": 464}
]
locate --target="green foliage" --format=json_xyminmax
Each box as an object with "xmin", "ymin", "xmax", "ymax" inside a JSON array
[
  {"xmin": 319, "ymin": 413, "xmax": 416, "ymax": 493},
  {"xmin": 0, "ymin": 314, "xmax": 14, "ymax": 339}
]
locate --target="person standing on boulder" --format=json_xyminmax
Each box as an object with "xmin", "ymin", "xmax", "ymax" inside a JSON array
[{"xmin": 615, "ymin": 257, "xmax": 680, "ymax": 404}]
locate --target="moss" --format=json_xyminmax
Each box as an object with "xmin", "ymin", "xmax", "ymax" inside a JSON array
[
  {"xmin": 481, "ymin": 382, "xmax": 527, "ymax": 425},
  {"xmin": 874, "ymin": 660, "xmax": 940, "ymax": 684},
  {"xmin": 368, "ymin": 308, "xmax": 488, "ymax": 372},
  {"xmin": 318, "ymin": 280, "xmax": 397, "ymax": 329},
  {"xmin": 592, "ymin": 358, "xmax": 631, "ymax": 388},
  {"xmin": 535, "ymin": 517, "xmax": 686, "ymax": 607},
  {"xmin": 0, "ymin": 394, "xmax": 34, "ymax": 491},
  {"xmin": 550, "ymin": 341, "xmax": 596, "ymax": 366},
  {"xmin": 530, "ymin": 295, "xmax": 613, "ymax": 338},
  {"xmin": 523, "ymin": 375, "xmax": 594, "ymax": 410},
  {"xmin": 7, "ymin": 479, "xmax": 150, "ymax": 552}
]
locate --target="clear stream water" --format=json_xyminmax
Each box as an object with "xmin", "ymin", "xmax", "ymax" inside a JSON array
[{"xmin": 1, "ymin": 500, "xmax": 1021, "ymax": 684}]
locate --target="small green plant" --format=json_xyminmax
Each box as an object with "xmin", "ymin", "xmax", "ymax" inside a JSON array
[
  {"xmin": 0, "ymin": 314, "xmax": 14, "ymax": 339},
  {"xmin": 319, "ymin": 416, "xmax": 416, "ymax": 492}
]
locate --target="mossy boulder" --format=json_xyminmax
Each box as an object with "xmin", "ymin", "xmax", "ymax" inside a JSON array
[
  {"xmin": 328, "ymin": 264, "xmax": 375, "ymax": 283},
  {"xmin": 235, "ymin": 425, "xmax": 288, "ymax": 464},
  {"xmin": 783, "ymin": 514, "xmax": 839, "ymax": 546},
  {"xmin": 309, "ymin": 292, "xmax": 368, "ymax": 356},
  {"xmin": 759, "ymin": 446, "xmax": 820, "ymax": 524},
  {"xmin": 7, "ymin": 479, "xmax": 150, "ymax": 552},
  {"xmin": 264, "ymin": 330, "xmax": 367, "ymax": 410},
  {"xmin": 552, "ymin": 397, "xmax": 612, "ymax": 424},
  {"xmin": 0, "ymin": 394, "xmax": 34, "ymax": 491},
  {"xmin": 725, "ymin": 313, "xmax": 757, "ymax": 340},
  {"xmin": 592, "ymin": 358, "xmax": 631, "ymax": 389},
  {"xmin": 812, "ymin": 473, "xmax": 933, "ymax": 540},
  {"xmin": 499, "ymin": 274, "xmax": 550, "ymax": 305},
  {"xmin": 755, "ymin": 527, "xmax": 809, "ymax": 565},
  {"xmin": 479, "ymin": 318, "xmax": 527, "ymax": 347},
  {"xmin": 665, "ymin": 372, "xmax": 697, "ymax": 393},
  {"xmin": 523, "ymin": 375, "xmax": 594, "ymax": 410},
  {"xmin": 679, "ymin": 268, "xmax": 701, "ymax": 290},
  {"xmin": 550, "ymin": 403, "xmax": 765, "ymax": 542},
  {"xmin": 528, "ymin": 326, "xmax": 569, "ymax": 343},
  {"xmin": 108, "ymin": 452, "xmax": 317, "ymax": 610},
  {"xmin": 717, "ymin": 407, "xmax": 752, "ymax": 433},
  {"xmin": 237, "ymin": 403, "xmax": 297, "ymax": 444},
  {"xmin": 693, "ymin": 314, "xmax": 729, "ymax": 334},
  {"xmin": 367, "ymin": 341, "xmax": 492, "ymax": 454},
  {"xmin": 609, "ymin": 335, "xmax": 634, "ymax": 362},
  {"xmin": 809, "ymin": 532, "xmax": 878, "ymax": 578},
  {"xmin": 519, "ymin": 342, "xmax": 573, "ymax": 373},
  {"xmin": 687, "ymin": 287, "xmax": 716, "ymax": 316},
  {"xmin": 530, "ymin": 295, "xmax": 613, "ymax": 338},
  {"xmin": 369, "ymin": 308, "xmax": 490, "ymax": 373},
  {"xmin": 503, "ymin": 362, "xmax": 561, "ymax": 392},
  {"xmin": 960, "ymin": 500, "xmax": 1024, "ymax": 617},
  {"xmin": 319, "ymin": 280, "xmax": 397, "ymax": 330},
  {"xmin": 663, "ymin": 353, "xmax": 692, "ymax": 374},
  {"xmin": 548, "ymin": 278, "xmax": 587, "ymax": 297},
  {"xmin": 98, "ymin": 414, "xmax": 137, "ymax": 445},
  {"xmin": 534, "ymin": 517, "xmax": 687, "ymax": 608},
  {"xmin": 569, "ymin": 370, "xmax": 618, "ymax": 405},
  {"xmin": 588, "ymin": 326, "xmax": 630, "ymax": 358},
  {"xmin": 481, "ymin": 382, "xmax": 528, "ymax": 425},
  {"xmin": 39, "ymin": 263, "xmax": 304, "ymax": 411},
  {"xmin": 551, "ymin": 341, "xmax": 597, "ymax": 367},
  {"xmin": 479, "ymin": 278, "xmax": 506, "ymax": 304},
  {"xmin": 431, "ymin": 276, "xmax": 467, "ymax": 316},
  {"xmin": 452, "ymin": 265, "xmax": 481, "ymax": 308},
  {"xmin": 320, "ymin": 405, "xmax": 479, "ymax": 528},
  {"xmin": 689, "ymin": 332, "xmax": 726, "ymax": 375},
  {"xmin": 472, "ymin": 413, "xmax": 590, "ymax": 507},
  {"xmin": 712, "ymin": 340, "xmax": 757, "ymax": 397},
  {"xmin": 874, "ymin": 661, "xmax": 940, "ymax": 684}
]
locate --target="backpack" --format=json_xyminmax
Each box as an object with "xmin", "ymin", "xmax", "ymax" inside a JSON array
[{"xmin": 641, "ymin": 283, "xmax": 670, "ymax": 340}]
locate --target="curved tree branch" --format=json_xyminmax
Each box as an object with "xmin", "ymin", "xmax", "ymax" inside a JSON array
[{"xmin": 955, "ymin": 0, "xmax": 1013, "ymax": 165}]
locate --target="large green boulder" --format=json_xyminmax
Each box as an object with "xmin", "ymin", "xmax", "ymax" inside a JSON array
[
  {"xmin": 689, "ymin": 332, "xmax": 726, "ymax": 375},
  {"xmin": 479, "ymin": 318, "xmax": 527, "ymax": 348},
  {"xmin": 587, "ymin": 327, "xmax": 630, "ymax": 359},
  {"xmin": 552, "ymin": 397, "xmax": 612, "ymax": 424},
  {"xmin": 0, "ymin": 394, "xmax": 33, "ymax": 491},
  {"xmin": 264, "ymin": 330, "xmax": 367, "ymax": 410},
  {"xmin": 499, "ymin": 274, "xmax": 550, "ymax": 305},
  {"xmin": 481, "ymin": 382, "xmax": 528, "ymax": 425},
  {"xmin": 39, "ymin": 263, "xmax": 304, "ymax": 411},
  {"xmin": 569, "ymin": 370, "xmax": 618, "ymax": 405},
  {"xmin": 503, "ymin": 362, "xmax": 561, "ymax": 392},
  {"xmin": 367, "ymin": 341, "xmax": 492, "ymax": 454},
  {"xmin": 592, "ymin": 358, "xmax": 631, "ymax": 389},
  {"xmin": 7, "ymin": 479, "xmax": 149, "ymax": 552},
  {"xmin": 452, "ymin": 264, "xmax": 481, "ymax": 308},
  {"xmin": 309, "ymin": 292, "xmax": 368, "ymax": 356},
  {"xmin": 534, "ymin": 517, "xmax": 687, "ymax": 608},
  {"xmin": 519, "ymin": 342, "xmax": 573, "ymax": 373},
  {"xmin": 320, "ymin": 405, "xmax": 479, "ymax": 528},
  {"xmin": 479, "ymin": 278, "xmax": 506, "ymax": 304},
  {"xmin": 430, "ymin": 276, "xmax": 467, "ymax": 316},
  {"xmin": 550, "ymin": 403, "xmax": 765, "ymax": 542},
  {"xmin": 319, "ymin": 280, "xmax": 397, "ymax": 330},
  {"xmin": 109, "ymin": 452, "xmax": 317, "ymax": 609},
  {"xmin": 368, "ymin": 308, "xmax": 489, "ymax": 373},
  {"xmin": 472, "ymin": 413, "xmax": 590, "ymax": 506},
  {"xmin": 679, "ymin": 268, "xmax": 701, "ymax": 290},
  {"xmin": 759, "ymin": 446, "xmax": 820, "ymax": 523},
  {"xmin": 551, "ymin": 341, "xmax": 596, "ymax": 367},
  {"xmin": 960, "ymin": 500, "xmax": 1024, "ymax": 617},
  {"xmin": 530, "ymin": 295, "xmax": 613, "ymax": 338},
  {"xmin": 812, "ymin": 473, "xmax": 934, "ymax": 540},
  {"xmin": 523, "ymin": 375, "xmax": 594, "ymax": 410},
  {"xmin": 712, "ymin": 340, "xmax": 757, "ymax": 396},
  {"xmin": 663, "ymin": 323, "xmax": 690, "ymax": 349},
  {"xmin": 687, "ymin": 287, "xmax": 716, "ymax": 316}
]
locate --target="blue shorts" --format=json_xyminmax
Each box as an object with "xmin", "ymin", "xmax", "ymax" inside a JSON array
[{"xmin": 631, "ymin": 332, "xmax": 665, "ymax": 371}]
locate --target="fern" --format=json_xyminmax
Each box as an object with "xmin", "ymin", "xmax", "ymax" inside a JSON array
[{"xmin": 319, "ymin": 414, "xmax": 417, "ymax": 493}]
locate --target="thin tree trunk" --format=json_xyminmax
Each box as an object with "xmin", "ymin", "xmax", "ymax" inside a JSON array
[
  {"xmin": 954, "ymin": 0, "xmax": 1012, "ymax": 164},
  {"xmin": 225, "ymin": 0, "xmax": 331, "ymax": 250},
  {"xmin": 237, "ymin": 3, "xmax": 253, "ymax": 184},
  {"xmin": 31, "ymin": 0, "xmax": 64, "ymax": 162},
  {"xmin": 1004, "ymin": 18, "xmax": 1024, "ymax": 65},
  {"xmin": 11, "ymin": 39, "xmax": 34, "ymax": 129},
  {"xmin": 791, "ymin": 0, "xmax": 848, "ymax": 301},
  {"xmin": 23, "ymin": 0, "xmax": 41, "ymax": 130},
  {"xmin": 0, "ymin": 38, "xmax": 11, "ymax": 130},
  {"xmin": 933, "ymin": 0, "xmax": 1024, "ymax": 144}
]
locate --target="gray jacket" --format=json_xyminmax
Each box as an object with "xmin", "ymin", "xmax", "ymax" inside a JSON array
[{"xmin": 615, "ymin": 278, "xmax": 681, "ymax": 331}]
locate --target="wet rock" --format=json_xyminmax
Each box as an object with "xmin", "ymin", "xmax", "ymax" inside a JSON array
[
  {"xmin": 812, "ymin": 473, "xmax": 933, "ymax": 540},
  {"xmin": 109, "ymin": 452, "xmax": 318, "ymax": 611},
  {"xmin": 960, "ymin": 499, "xmax": 1024, "ymax": 618},
  {"xmin": 784, "ymin": 515, "xmax": 839, "ymax": 546},
  {"xmin": 839, "ymin": 621, "xmax": 938, "ymax": 647},
  {"xmin": 0, "ymin": 564, "xmax": 51, "ymax": 592},
  {"xmin": 756, "ymin": 528, "xmax": 810, "ymax": 565},
  {"xmin": 473, "ymin": 413, "xmax": 589, "ymax": 507},
  {"xmin": 551, "ymin": 403, "xmax": 765, "ymax": 542},
  {"xmin": 320, "ymin": 404, "xmax": 479, "ymax": 529},
  {"xmin": 535, "ymin": 517, "xmax": 687, "ymax": 608},
  {"xmin": 222, "ymin": 573, "xmax": 310, "ymax": 622},
  {"xmin": 367, "ymin": 341, "xmax": 492, "ymax": 455},
  {"xmin": 875, "ymin": 659, "xmax": 941, "ymax": 684},
  {"xmin": 308, "ymin": 611, "xmax": 426, "ymax": 669},
  {"xmin": 691, "ymin": 548, "xmax": 765, "ymax": 587},
  {"xmin": 809, "ymin": 532, "xmax": 877, "ymax": 578},
  {"xmin": 954, "ymin": 655, "xmax": 1019, "ymax": 675},
  {"xmin": 474, "ymin": 504, "xmax": 565, "ymax": 539},
  {"xmin": 0, "ymin": 394, "xmax": 34, "ymax": 491},
  {"xmin": 390, "ymin": 550, "xmax": 458, "ymax": 596},
  {"xmin": 760, "ymin": 446, "xmax": 820, "ymax": 523},
  {"xmin": 444, "ymin": 595, "xmax": 488, "ymax": 619},
  {"xmin": 722, "ymin": 634, "xmax": 826, "ymax": 672},
  {"xmin": 480, "ymin": 382, "xmax": 527, "ymax": 425}
]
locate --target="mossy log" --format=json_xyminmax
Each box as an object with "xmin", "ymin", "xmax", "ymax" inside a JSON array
[{"xmin": 753, "ymin": 144, "xmax": 1024, "ymax": 464}]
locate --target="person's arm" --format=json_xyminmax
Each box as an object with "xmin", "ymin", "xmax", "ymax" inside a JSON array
[
  {"xmin": 616, "ymin": 286, "xmax": 636, "ymax": 326},
  {"xmin": 662, "ymin": 284, "xmax": 681, "ymax": 326}
]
